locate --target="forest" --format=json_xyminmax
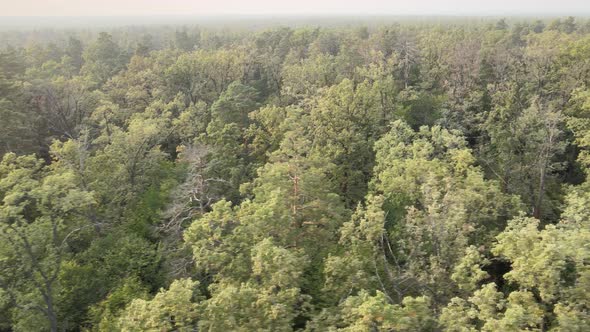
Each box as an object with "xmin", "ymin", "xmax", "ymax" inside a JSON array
[{"xmin": 0, "ymin": 16, "xmax": 590, "ymax": 331}]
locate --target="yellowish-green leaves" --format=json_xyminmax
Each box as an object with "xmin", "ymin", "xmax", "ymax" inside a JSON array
[
  {"xmin": 118, "ymin": 279, "xmax": 200, "ymax": 332},
  {"xmin": 442, "ymin": 190, "xmax": 590, "ymax": 331},
  {"xmin": 451, "ymin": 246, "xmax": 490, "ymax": 293},
  {"xmin": 441, "ymin": 284, "xmax": 544, "ymax": 332},
  {"xmin": 328, "ymin": 291, "xmax": 436, "ymax": 332},
  {"xmin": 184, "ymin": 200, "xmax": 249, "ymax": 279}
]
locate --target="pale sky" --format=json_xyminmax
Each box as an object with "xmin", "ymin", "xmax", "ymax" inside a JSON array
[{"xmin": 1, "ymin": 0, "xmax": 589, "ymax": 16}]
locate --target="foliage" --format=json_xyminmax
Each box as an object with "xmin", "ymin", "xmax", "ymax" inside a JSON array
[{"xmin": 1, "ymin": 17, "xmax": 590, "ymax": 332}]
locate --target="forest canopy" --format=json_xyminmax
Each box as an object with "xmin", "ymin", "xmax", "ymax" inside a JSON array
[{"xmin": 1, "ymin": 16, "xmax": 590, "ymax": 331}]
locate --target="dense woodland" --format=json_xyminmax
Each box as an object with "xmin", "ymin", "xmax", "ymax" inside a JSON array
[{"xmin": 1, "ymin": 16, "xmax": 590, "ymax": 331}]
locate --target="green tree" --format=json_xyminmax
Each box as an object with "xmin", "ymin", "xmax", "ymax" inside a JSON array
[
  {"xmin": 309, "ymin": 79, "xmax": 388, "ymax": 205},
  {"xmin": 82, "ymin": 33, "xmax": 126, "ymax": 85},
  {"xmin": 482, "ymin": 96, "xmax": 566, "ymax": 221},
  {"xmin": 165, "ymin": 49, "xmax": 246, "ymax": 106},
  {"xmin": 65, "ymin": 37, "xmax": 84, "ymax": 72},
  {"xmin": 441, "ymin": 182, "xmax": 590, "ymax": 331},
  {"xmin": 200, "ymin": 239, "xmax": 310, "ymax": 331},
  {"xmin": 310, "ymin": 290, "xmax": 436, "ymax": 331},
  {"xmin": 0, "ymin": 153, "xmax": 95, "ymax": 331},
  {"xmin": 118, "ymin": 279, "xmax": 201, "ymax": 331},
  {"xmin": 368, "ymin": 120, "xmax": 519, "ymax": 303}
]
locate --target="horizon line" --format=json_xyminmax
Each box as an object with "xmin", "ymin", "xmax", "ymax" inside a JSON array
[{"xmin": 1, "ymin": 12, "xmax": 590, "ymax": 18}]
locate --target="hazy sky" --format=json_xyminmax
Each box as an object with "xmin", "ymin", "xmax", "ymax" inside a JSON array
[{"xmin": 2, "ymin": 0, "xmax": 589, "ymax": 16}]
